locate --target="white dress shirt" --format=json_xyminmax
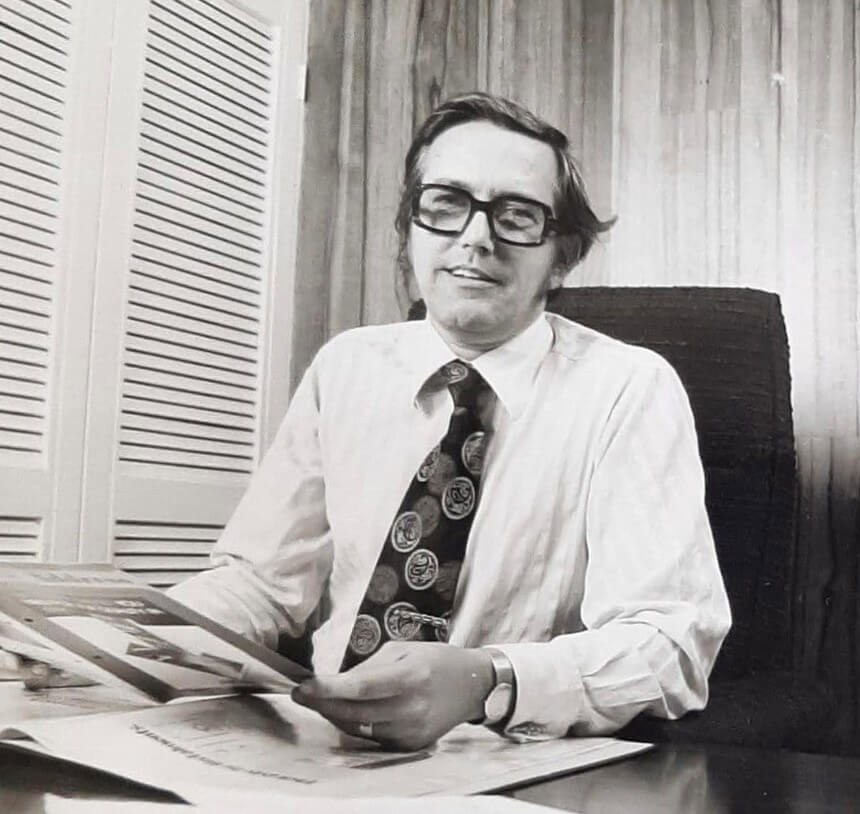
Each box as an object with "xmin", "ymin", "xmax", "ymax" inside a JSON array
[{"xmin": 171, "ymin": 312, "xmax": 731, "ymax": 739}]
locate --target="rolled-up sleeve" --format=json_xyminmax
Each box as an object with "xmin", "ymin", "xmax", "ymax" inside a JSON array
[
  {"xmin": 496, "ymin": 356, "xmax": 731, "ymax": 739},
  {"xmin": 169, "ymin": 362, "xmax": 333, "ymax": 651}
]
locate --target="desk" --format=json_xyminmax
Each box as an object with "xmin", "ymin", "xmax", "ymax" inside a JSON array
[{"xmin": 3, "ymin": 740, "xmax": 860, "ymax": 813}]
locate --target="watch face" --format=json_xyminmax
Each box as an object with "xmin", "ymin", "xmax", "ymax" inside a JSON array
[{"xmin": 484, "ymin": 682, "xmax": 513, "ymax": 723}]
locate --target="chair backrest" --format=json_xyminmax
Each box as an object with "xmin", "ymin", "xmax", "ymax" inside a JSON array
[
  {"xmin": 544, "ymin": 286, "xmax": 796, "ymax": 680},
  {"xmin": 410, "ymin": 286, "xmax": 796, "ymax": 679}
]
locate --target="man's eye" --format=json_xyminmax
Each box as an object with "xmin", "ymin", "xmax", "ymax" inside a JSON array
[
  {"xmin": 496, "ymin": 203, "xmax": 541, "ymax": 228},
  {"xmin": 427, "ymin": 193, "xmax": 466, "ymax": 210}
]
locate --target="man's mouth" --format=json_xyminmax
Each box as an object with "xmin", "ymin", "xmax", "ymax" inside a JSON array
[{"xmin": 446, "ymin": 266, "xmax": 497, "ymax": 283}]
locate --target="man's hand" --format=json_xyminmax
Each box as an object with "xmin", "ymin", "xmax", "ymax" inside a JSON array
[{"xmin": 291, "ymin": 642, "xmax": 495, "ymax": 751}]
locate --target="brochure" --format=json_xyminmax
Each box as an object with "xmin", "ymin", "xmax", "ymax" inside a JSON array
[
  {"xmin": 0, "ymin": 563, "xmax": 311, "ymax": 702},
  {"xmin": 0, "ymin": 691, "xmax": 652, "ymax": 802}
]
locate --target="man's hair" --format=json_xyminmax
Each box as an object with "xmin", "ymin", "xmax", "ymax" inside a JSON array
[{"xmin": 395, "ymin": 92, "xmax": 614, "ymax": 287}]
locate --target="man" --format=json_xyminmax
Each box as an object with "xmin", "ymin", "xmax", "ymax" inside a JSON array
[{"xmin": 169, "ymin": 92, "xmax": 731, "ymax": 751}]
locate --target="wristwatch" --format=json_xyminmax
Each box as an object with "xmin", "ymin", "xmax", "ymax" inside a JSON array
[{"xmin": 481, "ymin": 648, "xmax": 515, "ymax": 726}]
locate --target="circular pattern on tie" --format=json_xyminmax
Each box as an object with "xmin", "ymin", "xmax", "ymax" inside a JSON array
[
  {"xmin": 442, "ymin": 476, "xmax": 476, "ymax": 519},
  {"xmin": 384, "ymin": 602, "xmax": 422, "ymax": 640},
  {"xmin": 413, "ymin": 495, "xmax": 441, "ymax": 537},
  {"xmin": 416, "ymin": 445, "xmax": 440, "ymax": 482},
  {"xmin": 441, "ymin": 361, "xmax": 469, "ymax": 383},
  {"xmin": 404, "ymin": 548, "xmax": 439, "ymax": 590},
  {"xmin": 461, "ymin": 431, "xmax": 486, "ymax": 476},
  {"xmin": 366, "ymin": 564, "xmax": 399, "ymax": 604},
  {"xmin": 349, "ymin": 614, "xmax": 381, "ymax": 656},
  {"xmin": 390, "ymin": 511, "xmax": 421, "ymax": 552},
  {"xmin": 427, "ymin": 453, "xmax": 457, "ymax": 495}
]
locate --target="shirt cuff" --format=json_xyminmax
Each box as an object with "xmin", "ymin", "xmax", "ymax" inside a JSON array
[{"xmin": 490, "ymin": 641, "xmax": 585, "ymax": 742}]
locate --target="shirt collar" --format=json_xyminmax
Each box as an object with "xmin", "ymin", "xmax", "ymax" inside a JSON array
[{"xmin": 408, "ymin": 313, "xmax": 553, "ymax": 420}]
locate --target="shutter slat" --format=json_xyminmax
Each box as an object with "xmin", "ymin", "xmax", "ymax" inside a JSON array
[
  {"xmin": 127, "ymin": 267, "xmax": 260, "ymax": 327},
  {"xmin": 0, "ymin": 304, "xmax": 51, "ymax": 334},
  {"xmin": 0, "ymin": 342, "xmax": 48, "ymax": 368},
  {"xmin": 145, "ymin": 34, "xmax": 268, "ymax": 117},
  {"xmin": 121, "ymin": 390, "xmax": 256, "ymax": 432},
  {"xmin": 0, "ymin": 321, "xmax": 50, "ymax": 349},
  {"xmin": 0, "ymin": 427, "xmax": 41, "ymax": 452},
  {"xmin": 121, "ymin": 364, "xmax": 254, "ymax": 404},
  {"xmin": 120, "ymin": 430, "xmax": 253, "ymax": 466},
  {"xmin": 139, "ymin": 105, "xmax": 266, "ymax": 187},
  {"xmin": 0, "ymin": 41, "xmax": 66, "ymax": 88},
  {"xmin": 127, "ymin": 297, "xmax": 257, "ymax": 347},
  {"xmin": 0, "ymin": 268, "xmax": 51, "ymax": 296},
  {"xmin": 136, "ymin": 161, "xmax": 263, "ymax": 225},
  {"xmin": 135, "ymin": 192, "xmax": 263, "ymax": 261},
  {"xmin": 0, "ymin": 197, "xmax": 56, "ymax": 236},
  {"xmin": 142, "ymin": 61, "xmax": 267, "ymax": 135},
  {"xmin": 0, "ymin": 107, "xmax": 62, "ymax": 148},
  {"xmin": 129, "ymin": 247, "xmax": 261, "ymax": 300},
  {"xmin": 121, "ymin": 412, "xmax": 254, "ymax": 445},
  {"xmin": 132, "ymin": 221, "xmax": 260, "ymax": 285},
  {"xmin": 1, "ymin": 1, "xmax": 71, "ymax": 45},
  {"xmin": 150, "ymin": 0, "xmax": 270, "ymax": 75},
  {"xmin": 125, "ymin": 324, "xmax": 257, "ymax": 374},
  {"xmin": 0, "ymin": 515, "xmax": 41, "ymax": 557},
  {"xmin": 0, "ymin": 283, "xmax": 53, "ymax": 314},
  {"xmin": 0, "ymin": 72, "xmax": 64, "ymax": 120},
  {"xmin": 114, "ymin": 523, "xmax": 219, "ymax": 542},
  {"xmin": 139, "ymin": 128, "xmax": 266, "ymax": 210},
  {"xmin": 124, "ymin": 348, "xmax": 254, "ymax": 393},
  {"xmin": 0, "ymin": 368, "xmax": 45, "ymax": 399},
  {"xmin": 0, "ymin": 230, "xmax": 55, "ymax": 266},
  {"xmin": 148, "ymin": 16, "xmax": 267, "ymax": 102},
  {"xmin": 119, "ymin": 427, "xmax": 252, "ymax": 458},
  {"xmin": 0, "ymin": 393, "xmax": 45, "ymax": 416},
  {"xmin": 0, "ymin": 28, "xmax": 67, "ymax": 87},
  {"xmin": 0, "ymin": 92, "xmax": 63, "ymax": 138},
  {"xmin": 0, "ymin": 161, "xmax": 59, "ymax": 203},
  {"xmin": 118, "ymin": 443, "xmax": 253, "ymax": 473}
]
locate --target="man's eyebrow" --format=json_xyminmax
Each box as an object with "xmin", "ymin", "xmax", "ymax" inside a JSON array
[{"xmin": 422, "ymin": 177, "xmax": 550, "ymax": 204}]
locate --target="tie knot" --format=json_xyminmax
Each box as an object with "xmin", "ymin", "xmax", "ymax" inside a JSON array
[{"xmin": 439, "ymin": 360, "xmax": 490, "ymax": 410}]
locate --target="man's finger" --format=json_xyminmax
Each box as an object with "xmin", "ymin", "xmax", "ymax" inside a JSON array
[
  {"xmin": 294, "ymin": 656, "xmax": 409, "ymax": 702},
  {"xmin": 292, "ymin": 690, "xmax": 398, "ymax": 724}
]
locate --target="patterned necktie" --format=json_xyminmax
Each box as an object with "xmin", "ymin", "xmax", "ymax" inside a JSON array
[{"xmin": 341, "ymin": 360, "xmax": 493, "ymax": 670}]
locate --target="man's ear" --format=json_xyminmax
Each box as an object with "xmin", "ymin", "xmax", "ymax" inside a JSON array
[{"xmin": 548, "ymin": 263, "xmax": 572, "ymax": 292}]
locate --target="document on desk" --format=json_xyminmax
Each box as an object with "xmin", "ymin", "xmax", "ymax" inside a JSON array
[
  {"xmin": 1, "ymin": 693, "xmax": 650, "ymax": 803},
  {"xmin": 0, "ymin": 562, "xmax": 311, "ymax": 702}
]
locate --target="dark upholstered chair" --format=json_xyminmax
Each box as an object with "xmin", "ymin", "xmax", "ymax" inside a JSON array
[
  {"xmin": 407, "ymin": 286, "xmax": 834, "ymax": 749},
  {"xmin": 540, "ymin": 286, "xmax": 834, "ymax": 750}
]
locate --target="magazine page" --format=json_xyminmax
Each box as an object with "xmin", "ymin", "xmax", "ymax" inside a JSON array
[
  {"xmin": 0, "ymin": 579, "xmax": 311, "ymax": 702},
  {"xmin": 0, "ymin": 680, "xmax": 149, "ymax": 732},
  {"xmin": 2, "ymin": 693, "xmax": 652, "ymax": 803}
]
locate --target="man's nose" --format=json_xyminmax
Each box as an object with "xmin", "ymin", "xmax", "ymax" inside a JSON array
[{"xmin": 458, "ymin": 209, "xmax": 494, "ymax": 251}]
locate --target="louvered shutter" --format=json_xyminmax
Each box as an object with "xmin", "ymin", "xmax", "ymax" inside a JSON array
[
  {"xmin": 78, "ymin": 0, "xmax": 305, "ymax": 585},
  {"xmin": 0, "ymin": 0, "xmax": 116, "ymax": 563}
]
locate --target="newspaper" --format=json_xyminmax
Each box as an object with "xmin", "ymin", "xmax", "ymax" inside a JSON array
[{"xmin": 1, "ymin": 692, "xmax": 651, "ymax": 804}]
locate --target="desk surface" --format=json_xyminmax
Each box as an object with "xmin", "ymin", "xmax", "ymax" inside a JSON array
[{"xmin": 3, "ymin": 739, "xmax": 860, "ymax": 813}]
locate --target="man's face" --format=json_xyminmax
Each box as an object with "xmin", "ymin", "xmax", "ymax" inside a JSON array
[{"xmin": 408, "ymin": 120, "xmax": 564, "ymax": 355}]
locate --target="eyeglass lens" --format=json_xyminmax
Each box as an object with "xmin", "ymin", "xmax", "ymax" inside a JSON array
[{"xmin": 416, "ymin": 186, "xmax": 547, "ymax": 245}]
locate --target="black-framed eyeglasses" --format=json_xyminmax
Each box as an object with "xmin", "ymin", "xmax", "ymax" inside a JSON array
[{"xmin": 411, "ymin": 184, "xmax": 559, "ymax": 247}]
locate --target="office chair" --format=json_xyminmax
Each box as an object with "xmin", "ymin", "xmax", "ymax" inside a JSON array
[{"xmin": 409, "ymin": 286, "xmax": 834, "ymax": 749}]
